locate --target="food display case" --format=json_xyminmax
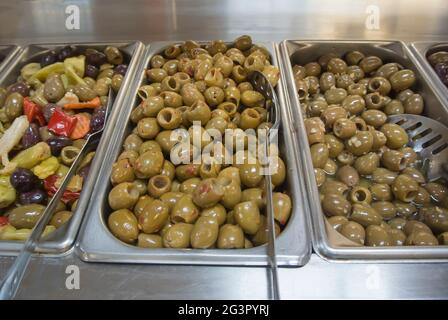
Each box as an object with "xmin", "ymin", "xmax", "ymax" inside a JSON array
[{"xmin": 0, "ymin": 0, "xmax": 448, "ymax": 300}]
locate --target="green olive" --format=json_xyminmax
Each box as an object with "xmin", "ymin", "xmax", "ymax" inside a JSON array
[
  {"xmin": 361, "ymin": 110, "xmax": 387, "ymax": 127},
  {"xmin": 422, "ymin": 206, "xmax": 448, "ymax": 234},
  {"xmin": 239, "ymin": 162, "xmax": 263, "ymax": 188},
  {"xmin": 137, "ymin": 234, "xmax": 163, "ymax": 248},
  {"xmin": 218, "ymin": 177, "xmax": 242, "ymax": 210},
  {"xmin": 175, "ymin": 164, "xmax": 200, "ymax": 182},
  {"xmin": 111, "ymin": 74, "xmax": 123, "ymax": 92},
  {"xmin": 388, "ymin": 217, "xmax": 407, "ymax": 230},
  {"xmin": 159, "ymin": 192, "xmax": 183, "ymax": 211},
  {"xmin": 163, "ymin": 223, "xmax": 194, "ymax": 248},
  {"xmin": 341, "ymin": 95, "xmax": 365, "ymax": 115},
  {"xmin": 384, "ymin": 99, "xmax": 404, "ymax": 115},
  {"xmin": 185, "ymin": 100, "xmax": 211, "ymax": 125},
  {"xmin": 192, "ymin": 178, "xmax": 225, "ymax": 208},
  {"xmin": 8, "ymin": 204, "xmax": 45, "ymax": 229},
  {"xmin": 310, "ymin": 143, "xmax": 329, "ymax": 169},
  {"xmin": 327, "ymin": 58, "xmax": 347, "ymax": 74},
  {"xmin": 201, "ymin": 204, "xmax": 227, "ymax": 226},
  {"xmin": 139, "ymin": 140, "xmax": 162, "ymax": 154},
  {"xmin": 133, "ymin": 195, "xmax": 154, "ymax": 217},
  {"xmin": 438, "ymin": 232, "xmax": 448, "ymax": 245},
  {"xmin": 349, "ymin": 186, "xmax": 372, "ymax": 205},
  {"xmin": 336, "ymin": 165, "xmax": 359, "ymax": 187},
  {"xmin": 351, "ymin": 204, "xmax": 382, "ymax": 227},
  {"xmin": 4, "ymin": 92, "xmax": 23, "ymax": 121},
  {"xmin": 108, "ymin": 209, "xmax": 138, "ymax": 244},
  {"xmin": 147, "ymin": 175, "xmax": 172, "ymax": 198},
  {"xmin": 170, "ymin": 193, "xmax": 199, "ymax": 224},
  {"xmin": 359, "ymin": 56, "xmax": 383, "ymax": 74},
  {"xmin": 403, "ymin": 93, "xmax": 424, "ymax": 114},
  {"xmin": 380, "ymin": 123, "xmax": 409, "ymax": 149},
  {"xmin": 354, "ymin": 152, "xmax": 380, "ymax": 176},
  {"xmin": 403, "ymin": 220, "xmax": 433, "ymax": 236},
  {"xmin": 335, "ymin": 74, "xmax": 354, "ymax": 89},
  {"xmin": 392, "ymin": 174, "xmax": 419, "ymax": 202},
  {"xmin": 364, "ymin": 92, "xmax": 384, "ymax": 110},
  {"xmin": 324, "ymin": 134, "xmax": 344, "ymax": 158},
  {"xmin": 405, "ymin": 231, "xmax": 438, "ymax": 246},
  {"xmin": 347, "ymin": 83, "xmax": 367, "ymax": 96},
  {"xmin": 217, "ymin": 224, "xmax": 245, "ymax": 248},
  {"xmin": 365, "ymin": 225, "xmax": 391, "ymax": 246},
  {"xmin": 43, "ymin": 74, "xmax": 65, "ymax": 102},
  {"xmin": 381, "ymin": 149, "xmax": 406, "ymax": 172},
  {"xmin": 233, "ymin": 201, "xmax": 261, "ymax": 235},
  {"xmin": 424, "ymin": 182, "xmax": 447, "ymax": 203},
  {"xmin": 387, "ymin": 229, "xmax": 406, "ymax": 246},
  {"xmin": 111, "ymin": 158, "xmax": 135, "ymax": 185},
  {"xmin": 156, "ymin": 107, "xmax": 182, "ymax": 130},
  {"xmin": 74, "ymin": 83, "xmax": 97, "ymax": 102},
  {"xmin": 389, "ymin": 69, "xmax": 416, "ymax": 92},
  {"xmin": 137, "ymin": 199, "xmax": 169, "ymax": 233},
  {"xmin": 320, "ymin": 180, "xmax": 349, "ymax": 196},
  {"xmin": 105, "ymin": 46, "xmax": 123, "ymax": 64},
  {"xmin": 394, "ymin": 201, "xmax": 417, "ymax": 219},
  {"xmin": 304, "ymin": 117, "xmax": 326, "ymax": 144},
  {"xmin": 345, "ymin": 51, "xmax": 365, "ymax": 65},
  {"xmin": 333, "ymin": 118, "xmax": 356, "ymax": 139},
  {"xmin": 272, "ymin": 192, "xmax": 292, "ymax": 225},
  {"xmin": 347, "ymin": 65, "xmax": 365, "ymax": 82},
  {"xmin": 190, "ymin": 216, "xmax": 219, "ymax": 249},
  {"xmin": 123, "ymin": 133, "xmax": 142, "ymax": 152},
  {"xmin": 367, "ymin": 76, "xmax": 391, "ymax": 95},
  {"xmin": 134, "ymin": 150, "xmax": 164, "ymax": 179},
  {"xmin": 371, "ymin": 200, "xmax": 396, "ymax": 220},
  {"xmin": 322, "ymin": 192, "xmax": 351, "ymax": 217},
  {"xmin": 319, "ymin": 72, "xmax": 335, "ymax": 92},
  {"xmin": 150, "ymin": 55, "xmax": 166, "ymax": 69},
  {"xmin": 370, "ymin": 183, "xmax": 392, "ymax": 201},
  {"xmin": 49, "ymin": 211, "xmax": 72, "ymax": 228},
  {"xmin": 180, "ymin": 177, "xmax": 201, "ymax": 194},
  {"xmin": 345, "ymin": 131, "xmax": 373, "ymax": 156},
  {"xmin": 327, "ymin": 216, "xmax": 349, "ymax": 231},
  {"xmin": 108, "ymin": 182, "xmax": 140, "ymax": 210},
  {"xmin": 340, "ymin": 221, "xmax": 365, "ymax": 245},
  {"xmin": 324, "ymin": 88, "xmax": 347, "ymax": 105}
]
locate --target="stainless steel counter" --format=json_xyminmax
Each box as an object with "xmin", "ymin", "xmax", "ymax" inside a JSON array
[{"xmin": 1, "ymin": 0, "xmax": 448, "ymax": 299}]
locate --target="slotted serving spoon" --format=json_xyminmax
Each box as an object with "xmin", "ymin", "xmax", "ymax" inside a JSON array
[
  {"xmin": 0, "ymin": 89, "xmax": 115, "ymax": 300},
  {"xmin": 248, "ymin": 71, "xmax": 280, "ymax": 300},
  {"xmin": 389, "ymin": 114, "xmax": 448, "ymax": 181}
]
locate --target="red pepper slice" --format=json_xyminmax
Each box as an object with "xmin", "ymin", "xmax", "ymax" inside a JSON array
[
  {"xmin": 23, "ymin": 97, "xmax": 46, "ymax": 126},
  {"xmin": 44, "ymin": 175, "xmax": 80, "ymax": 204},
  {"xmin": 0, "ymin": 216, "xmax": 9, "ymax": 226},
  {"xmin": 47, "ymin": 109, "xmax": 78, "ymax": 137}
]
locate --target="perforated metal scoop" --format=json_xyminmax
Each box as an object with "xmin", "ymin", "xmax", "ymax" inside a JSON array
[{"xmin": 389, "ymin": 114, "xmax": 448, "ymax": 181}]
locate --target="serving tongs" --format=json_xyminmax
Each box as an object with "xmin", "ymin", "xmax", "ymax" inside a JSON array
[
  {"xmin": 0, "ymin": 89, "xmax": 114, "ymax": 300},
  {"xmin": 248, "ymin": 71, "xmax": 280, "ymax": 300},
  {"xmin": 389, "ymin": 114, "xmax": 448, "ymax": 181}
]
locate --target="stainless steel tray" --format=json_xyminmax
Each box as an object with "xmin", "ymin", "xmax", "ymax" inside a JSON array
[
  {"xmin": 0, "ymin": 45, "xmax": 21, "ymax": 76},
  {"xmin": 279, "ymin": 40, "xmax": 448, "ymax": 262},
  {"xmin": 76, "ymin": 41, "xmax": 311, "ymax": 266},
  {"xmin": 0, "ymin": 41, "xmax": 145, "ymax": 255},
  {"xmin": 409, "ymin": 42, "xmax": 448, "ymax": 109}
]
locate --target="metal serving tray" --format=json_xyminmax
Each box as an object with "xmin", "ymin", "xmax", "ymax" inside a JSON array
[
  {"xmin": 409, "ymin": 42, "xmax": 448, "ymax": 109},
  {"xmin": 0, "ymin": 45, "xmax": 21, "ymax": 76},
  {"xmin": 279, "ymin": 40, "xmax": 448, "ymax": 262},
  {"xmin": 76, "ymin": 41, "xmax": 311, "ymax": 266},
  {"xmin": 0, "ymin": 41, "xmax": 145, "ymax": 255}
]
